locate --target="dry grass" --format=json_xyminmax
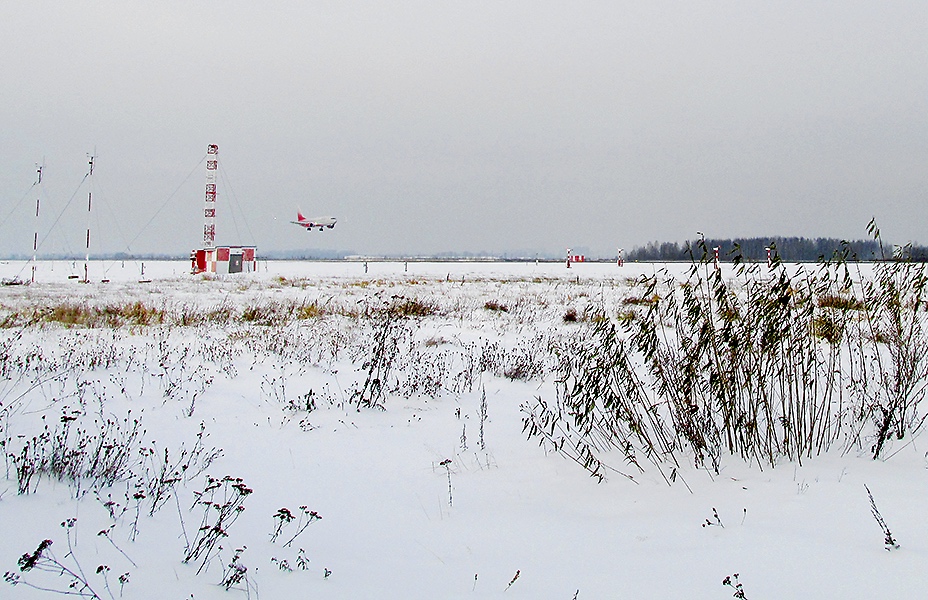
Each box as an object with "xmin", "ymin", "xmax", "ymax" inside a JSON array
[
  {"xmin": 812, "ymin": 314, "xmax": 844, "ymax": 343},
  {"xmin": 32, "ymin": 302, "xmax": 167, "ymax": 328},
  {"xmin": 818, "ymin": 294, "xmax": 865, "ymax": 311},
  {"xmin": 423, "ymin": 336, "xmax": 449, "ymax": 347},
  {"xmin": 296, "ymin": 302, "xmax": 325, "ymax": 320},
  {"xmin": 622, "ymin": 294, "xmax": 660, "ymax": 306},
  {"xmin": 381, "ymin": 297, "xmax": 436, "ymax": 318},
  {"xmin": 484, "ymin": 300, "xmax": 509, "ymax": 312},
  {"xmin": 616, "ymin": 309, "xmax": 637, "ymax": 322},
  {"xmin": 1, "ymin": 299, "xmax": 337, "ymax": 329}
]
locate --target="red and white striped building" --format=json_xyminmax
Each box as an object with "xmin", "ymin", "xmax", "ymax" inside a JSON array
[{"xmin": 192, "ymin": 246, "xmax": 256, "ymax": 275}]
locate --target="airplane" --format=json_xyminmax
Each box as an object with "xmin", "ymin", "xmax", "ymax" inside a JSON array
[{"xmin": 291, "ymin": 211, "xmax": 337, "ymax": 231}]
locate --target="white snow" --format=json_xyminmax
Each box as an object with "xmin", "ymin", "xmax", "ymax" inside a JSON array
[{"xmin": 0, "ymin": 260, "xmax": 924, "ymax": 599}]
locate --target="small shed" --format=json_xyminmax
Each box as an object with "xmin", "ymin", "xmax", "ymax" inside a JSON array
[{"xmin": 192, "ymin": 246, "xmax": 257, "ymax": 274}]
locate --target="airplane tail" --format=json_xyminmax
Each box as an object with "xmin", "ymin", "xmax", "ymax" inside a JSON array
[{"xmin": 297, "ymin": 211, "xmax": 305, "ymax": 222}]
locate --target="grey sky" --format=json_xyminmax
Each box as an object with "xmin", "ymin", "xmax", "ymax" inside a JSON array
[{"xmin": 1, "ymin": 1, "xmax": 926, "ymax": 258}]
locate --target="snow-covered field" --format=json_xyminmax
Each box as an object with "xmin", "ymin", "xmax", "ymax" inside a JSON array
[{"xmin": 0, "ymin": 260, "xmax": 925, "ymax": 599}]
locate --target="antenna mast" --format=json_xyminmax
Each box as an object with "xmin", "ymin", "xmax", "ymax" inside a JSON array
[
  {"xmin": 32, "ymin": 164, "xmax": 42, "ymax": 283},
  {"xmin": 203, "ymin": 144, "xmax": 218, "ymax": 249},
  {"xmin": 84, "ymin": 154, "xmax": 94, "ymax": 283}
]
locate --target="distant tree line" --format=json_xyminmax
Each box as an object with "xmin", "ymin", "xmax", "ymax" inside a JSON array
[
  {"xmin": 626, "ymin": 237, "xmax": 886, "ymax": 262},
  {"xmin": 896, "ymin": 244, "xmax": 928, "ymax": 262}
]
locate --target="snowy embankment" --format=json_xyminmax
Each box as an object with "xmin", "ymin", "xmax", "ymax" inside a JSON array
[{"xmin": 0, "ymin": 260, "xmax": 925, "ymax": 599}]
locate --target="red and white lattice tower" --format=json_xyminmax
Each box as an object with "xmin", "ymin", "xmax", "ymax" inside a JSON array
[{"xmin": 203, "ymin": 144, "xmax": 218, "ymax": 249}]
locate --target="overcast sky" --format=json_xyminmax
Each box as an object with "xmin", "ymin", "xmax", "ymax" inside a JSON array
[{"xmin": 1, "ymin": 1, "xmax": 926, "ymax": 258}]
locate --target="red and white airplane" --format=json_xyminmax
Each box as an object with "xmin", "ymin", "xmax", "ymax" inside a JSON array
[{"xmin": 291, "ymin": 211, "xmax": 337, "ymax": 231}]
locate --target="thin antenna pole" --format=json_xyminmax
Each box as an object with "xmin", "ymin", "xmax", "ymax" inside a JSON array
[
  {"xmin": 32, "ymin": 164, "xmax": 42, "ymax": 283},
  {"xmin": 84, "ymin": 154, "xmax": 94, "ymax": 283}
]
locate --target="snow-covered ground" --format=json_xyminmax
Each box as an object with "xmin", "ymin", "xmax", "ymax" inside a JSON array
[{"xmin": 0, "ymin": 260, "xmax": 924, "ymax": 599}]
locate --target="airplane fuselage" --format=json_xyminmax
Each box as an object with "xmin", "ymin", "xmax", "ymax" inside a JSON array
[{"xmin": 291, "ymin": 212, "xmax": 336, "ymax": 231}]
